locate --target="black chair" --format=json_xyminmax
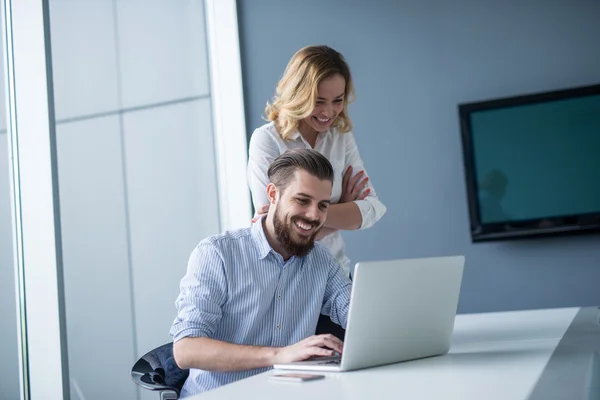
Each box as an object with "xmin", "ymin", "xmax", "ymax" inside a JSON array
[{"xmin": 131, "ymin": 342, "xmax": 189, "ymax": 400}]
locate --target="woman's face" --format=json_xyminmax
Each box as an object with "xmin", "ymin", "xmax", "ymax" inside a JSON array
[{"xmin": 301, "ymin": 74, "xmax": 346, "ymax": 134}]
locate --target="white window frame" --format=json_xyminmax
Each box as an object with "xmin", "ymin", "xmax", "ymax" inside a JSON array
[
  {"xmin": 3, "ymin": 0, "xmax": 70, "ymax": 399},
  {"xmin": 205, "ymin": 0, "xmax": 252, "ymax": 231}
]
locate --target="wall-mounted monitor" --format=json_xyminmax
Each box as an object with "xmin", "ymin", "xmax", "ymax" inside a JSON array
[{"xmin": 459, "ymin": 83, "xmax": 600, "ymax": 242}]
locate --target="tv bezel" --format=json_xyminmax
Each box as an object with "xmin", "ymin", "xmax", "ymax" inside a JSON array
[{"xmin": 458, "ymin": 83, "xmax": 600, "ymax": 242}]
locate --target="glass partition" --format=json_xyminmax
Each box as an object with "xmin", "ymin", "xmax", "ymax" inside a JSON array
[
  {"xmin": 0, "ymin": 31, "xmax": 21, "ymax": 398},
  {"xmin": 2, "ymin": 0, "xmax": 248, "ymax": 398}
]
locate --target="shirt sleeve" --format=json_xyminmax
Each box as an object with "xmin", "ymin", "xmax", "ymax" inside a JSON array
[
  {"xmin": 344, "ymin": 131, "xmax": 387, "ymax": 230},
  {"xmin": 321, "ymin": 259, "xmax": 352, "ymax": 328},
  {"xmin": 169, "ymin": 242, "xmax": 228, "ymax": 342},
  {"xmin": 247, "ymin": 128, "xmax": 281, "ymax": 216}
]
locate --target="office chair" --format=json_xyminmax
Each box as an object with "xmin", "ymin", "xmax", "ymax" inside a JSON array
[{"xmin": 131, "ymin": 342, "xmax": 189, "ymax": 400}]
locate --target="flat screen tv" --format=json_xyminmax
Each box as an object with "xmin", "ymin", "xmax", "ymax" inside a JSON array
[{"xmin": 459, "ymin": 83, "xmax": 600, "ymax": 242}]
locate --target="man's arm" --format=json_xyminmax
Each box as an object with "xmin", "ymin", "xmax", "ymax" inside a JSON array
[
  {"xmin": 169, "ymin": 243, "xmax": 227, "ymax": 348},
  {"xmin": 174, "ymin": 337, "xmax": 277, "ymax": 371},
  {"xmin": 170, "ymin": 242, "xmax": 276, "ymax": 371},
  {"xmin": 174, "ymin": 334, "xmax": 344, "ymax": 372}
]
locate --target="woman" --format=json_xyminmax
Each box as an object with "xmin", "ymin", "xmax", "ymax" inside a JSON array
[{"xmin": 247, "ymin": 45, "xmax": 387, "ymax": 339}]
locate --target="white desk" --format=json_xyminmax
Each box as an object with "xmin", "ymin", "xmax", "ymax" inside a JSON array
[{"xmin": 189, "ymin": 307, "xmax": 600, "ymax": 400}]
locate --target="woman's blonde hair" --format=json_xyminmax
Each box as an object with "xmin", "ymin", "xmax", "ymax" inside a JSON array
[{"xmin": 265, "ymin": 45, "xmax": 355, "ymax": 140}]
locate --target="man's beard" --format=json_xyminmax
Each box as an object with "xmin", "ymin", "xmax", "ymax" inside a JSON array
[{"xmin": 273, "ymin": 204, "xmax": 321, "ymax": 258}]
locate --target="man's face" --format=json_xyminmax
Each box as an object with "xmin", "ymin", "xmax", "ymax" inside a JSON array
[{"xmin": 272, "ymin": 169, "xmax": 332, "ymax": 257}]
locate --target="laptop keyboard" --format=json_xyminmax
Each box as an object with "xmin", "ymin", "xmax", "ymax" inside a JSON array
[{"xmin": 317, "ymin": 359, "xmax": 341, "ymax": 365}]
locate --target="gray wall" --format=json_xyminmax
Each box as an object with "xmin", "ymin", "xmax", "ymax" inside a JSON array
[{"xmin": 237, "ymin": 0, "xmax": 600, "ymax": 313}]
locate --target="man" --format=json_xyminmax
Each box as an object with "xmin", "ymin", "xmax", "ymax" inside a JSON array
[{"xmin": 170, "ymin": 149, "xmax": 352, "ymax": 396}]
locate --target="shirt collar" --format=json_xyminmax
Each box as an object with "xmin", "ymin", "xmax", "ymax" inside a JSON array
[
  {"xmin": 289, "ymin": 128, "xmax": 331, "ymax": 143},
  {"xmin": 288, "ymin": 130, "xmax": 302, "ymax": 140},
  {"xmin": 251, "ymin": 217, "xmax": 274, "ymax": 260}
]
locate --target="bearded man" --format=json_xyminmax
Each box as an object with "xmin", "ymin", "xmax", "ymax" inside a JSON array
[{"xmin": 170, "ymin": 149, "xmax": 351, "ymax": 397}]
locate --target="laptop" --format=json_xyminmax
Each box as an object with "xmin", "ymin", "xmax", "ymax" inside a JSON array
[{"xmin": 273, "ymin": 255, "xmax": 465, "ymax": 372}]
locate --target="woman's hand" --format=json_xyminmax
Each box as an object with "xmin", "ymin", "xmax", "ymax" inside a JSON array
[
  {"xmin": 316, "ymin": 227, "xmax": 338, "ymax": 240},
  {"xmin": 251, "ymin": 204, "xmax": 270, "ymax": 223},
  {"xmin": 340, "ymin": 166, "xmax": 370, "ymax": 204}
]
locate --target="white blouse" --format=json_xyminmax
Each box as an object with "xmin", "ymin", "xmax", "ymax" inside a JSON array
[{"xmin": 247, "ymin": 122, "xmax": 387, "ymax": 274}]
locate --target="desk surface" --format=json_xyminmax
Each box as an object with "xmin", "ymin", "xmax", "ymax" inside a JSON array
[{"xmin": 190, "ymin": 307, "xmax": 600, "ymax": 400}]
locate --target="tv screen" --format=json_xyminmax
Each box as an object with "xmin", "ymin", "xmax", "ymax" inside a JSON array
[{"xmin": 459, "ymin": 83, "xmax": 600, "ymax": 242}]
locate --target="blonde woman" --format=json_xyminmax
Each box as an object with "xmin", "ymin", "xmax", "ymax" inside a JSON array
[{"xmin": 246, "ymin": 45, "xmax": 387, "ymax": 339}]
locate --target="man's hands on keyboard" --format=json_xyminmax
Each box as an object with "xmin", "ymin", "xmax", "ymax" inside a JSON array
[{"xmin": 273, "ymin": 334, "xmax": 343, "ymax": 364}]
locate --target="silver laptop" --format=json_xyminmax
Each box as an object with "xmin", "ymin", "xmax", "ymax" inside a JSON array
[{"xmin": 273, "ymin": 256, "xmax": 465, "ymax": 372}]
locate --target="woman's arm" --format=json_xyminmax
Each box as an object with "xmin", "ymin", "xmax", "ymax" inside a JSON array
[
  {"xmin": 323, "ymin": 132, "xmax": 386, "ymax": 230},
  {"xmin": 323, "ymin": 202, "xmax": 363, "ymax": 230}
]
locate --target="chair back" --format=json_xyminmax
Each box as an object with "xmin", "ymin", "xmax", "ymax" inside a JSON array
[{"xmin": 131, "ymin": 342, "xmax": 189, "ymax": 398}]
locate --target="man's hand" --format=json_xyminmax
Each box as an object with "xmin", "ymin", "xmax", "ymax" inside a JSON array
[{"xmin": 273, "ymin": 334, "xmax": 344, "ymax": 364}]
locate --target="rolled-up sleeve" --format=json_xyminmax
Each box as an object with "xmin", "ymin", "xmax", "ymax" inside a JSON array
[
  {"xmin": 321, "ymin": 260, "xmax": 352, "ymax": 329},
  {"xmin": 247, "ymin": 129, "xmax": 280, "ymax": 215},
  {"xmin": 169, "ymin": 243, "xmax": 227, "ymax": 342},
  {"xmin": 344, "ymin": 131, "xmax": 387, "ymax": 230}
]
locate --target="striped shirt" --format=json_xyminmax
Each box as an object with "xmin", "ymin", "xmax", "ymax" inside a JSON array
[{"xmin": 170, "ymin": 219, "xmax": 352, "ymax": 396}]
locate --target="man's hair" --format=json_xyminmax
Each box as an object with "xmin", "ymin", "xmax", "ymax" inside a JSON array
[{"xmin": 267, "ymin": 149, "xmax": 334, "ymax": 193}]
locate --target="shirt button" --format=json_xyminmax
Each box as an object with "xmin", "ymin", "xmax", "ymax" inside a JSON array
[
  {"xmin": 277, "ymin": 294, "xmax": 282, "ymax": 299},
  {"xmin": 276, "ymin": 324, "xmax": 280, "ymax": 329}
]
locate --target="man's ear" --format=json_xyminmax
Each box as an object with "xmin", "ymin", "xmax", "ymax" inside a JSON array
[{"xmin": 266, "ymin": 183, "xmax": 278, "ymax": 205}]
